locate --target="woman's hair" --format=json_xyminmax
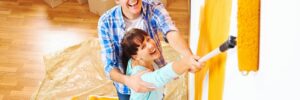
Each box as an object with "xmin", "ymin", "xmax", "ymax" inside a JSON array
[{"xmin": 121, "ymin": 28, "xmax": 149, "ymax": 74}]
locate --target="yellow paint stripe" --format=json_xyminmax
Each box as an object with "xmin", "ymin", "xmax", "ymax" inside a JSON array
[{"xmin": 195, "ymin": 0, "xmax": 232, "ymax": 100}]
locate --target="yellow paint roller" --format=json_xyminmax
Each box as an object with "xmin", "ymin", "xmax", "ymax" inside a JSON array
[
  {"xmin": 88, "ymin": 95, "xmax": 118, "ymax": 100},
  {"xmin": 71, "ymin": 95, "xmax": 118, "ymax": 100},
  {"xmin": 237, "ymin": 0, "xmax": 260, "ymax": 74}
]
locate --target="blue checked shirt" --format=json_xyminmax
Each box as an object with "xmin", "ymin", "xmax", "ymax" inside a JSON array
[{"xmin": 98, "ymin": 0, "xmax": 178, "ymax": 95}]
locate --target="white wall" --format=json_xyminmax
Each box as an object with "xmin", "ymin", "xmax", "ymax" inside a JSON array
[
  {"xmin": 189, "ymin": 0, "xmax": 300, "ymax": 100},
  {"xmin": 189, "ymin": 0, "xmax": 209, "ymax": 100}
]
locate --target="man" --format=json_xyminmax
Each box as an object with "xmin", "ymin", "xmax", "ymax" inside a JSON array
[{"xmin": 98, "ymin": 0, "xmax": 203, "ymax": 99}]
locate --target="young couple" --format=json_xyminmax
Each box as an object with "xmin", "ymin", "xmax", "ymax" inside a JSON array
[{"xmin": 98, "ymin": 0, "xmax": 204, "ymax": 100}]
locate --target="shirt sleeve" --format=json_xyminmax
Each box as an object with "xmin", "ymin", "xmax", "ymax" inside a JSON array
[
  {"xmin": 152, "ymin": 3, "xmax": 178, "ymax": 42},
  {"xmin": 137, "ymin": 62, "xmax": 179, "ymax": 88},
  {"xmin": 98, "ymin": 17, "xmax": 118, "ymax": 79}
]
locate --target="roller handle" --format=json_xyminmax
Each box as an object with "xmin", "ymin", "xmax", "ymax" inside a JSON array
[{"xmin": 197, "ymin": 35, "xmax": 236, "ymax": 63}]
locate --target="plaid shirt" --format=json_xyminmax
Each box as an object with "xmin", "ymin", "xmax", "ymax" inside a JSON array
[{"xmin": 98, "ymin": 0, "xmax": 178, "ymax": 95}]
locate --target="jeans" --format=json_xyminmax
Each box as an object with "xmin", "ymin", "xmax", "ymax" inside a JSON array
[{"xmin": 117, "ymin": 91, "xmax": 130, "ymax": 100}]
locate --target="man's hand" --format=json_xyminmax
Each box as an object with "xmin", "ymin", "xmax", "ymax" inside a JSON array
[{"xmin": 124, "ymin": 70, "xmax": 155, "ymax": 93}]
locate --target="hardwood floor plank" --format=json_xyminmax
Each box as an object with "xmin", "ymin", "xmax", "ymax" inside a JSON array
[{"xmin": 0, "ymin": 67, "xmax": 18, "ymax": 73}]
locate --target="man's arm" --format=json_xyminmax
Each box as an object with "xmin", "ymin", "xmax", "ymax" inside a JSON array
[
  {"xmin": 152, "ymin": 2, "xmax": 203, "ymax": 72},
  {"xmin": 109, "ymin": 68, "xmax": 127, "ymax": 83},
  {"xmin": 166, "ymin": 31, "xmax": 193, "ymax": 56},
  {"xmin": 151, "ymin": 2, "xmax": 193, "ymax": 56},
  {"xmin": 166, "ymin": 31, "xmax": 203, "ymax": 72},
  {"xmin": 110, "ymin": 68, "xmax": 155, "ymax": 92}
]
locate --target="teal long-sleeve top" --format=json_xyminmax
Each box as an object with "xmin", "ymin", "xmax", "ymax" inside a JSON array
[{"xmin": 126, "ymin": 59, "xmax": 179, "ymax": 100}]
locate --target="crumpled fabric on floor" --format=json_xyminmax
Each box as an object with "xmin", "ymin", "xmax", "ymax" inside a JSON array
[{"xmin": 32, "ymin": 38, "xmax": 188, "ymax": 100}]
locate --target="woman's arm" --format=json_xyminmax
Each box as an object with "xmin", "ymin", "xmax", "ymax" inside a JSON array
[{"xmin": 137, "ymin": 58, "xmax": 191, "ymax": 88}]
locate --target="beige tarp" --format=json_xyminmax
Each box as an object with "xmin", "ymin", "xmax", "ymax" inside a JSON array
[{"xmin": 32, "ymin": 38, "xmax": 188, "ymax": 100}]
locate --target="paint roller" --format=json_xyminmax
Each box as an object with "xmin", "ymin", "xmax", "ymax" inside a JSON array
[
  {"xmin": 237, "ymin": 0, "xmax": 260, "ymax": 75},
  {"xmin": 197, "ymin": 36, "xmax": 236, "ymax": 63}
]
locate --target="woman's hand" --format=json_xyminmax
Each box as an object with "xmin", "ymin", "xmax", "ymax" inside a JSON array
[{"xmin": 184, "ymin": 55, "xmax": 204, "ymax": 73}]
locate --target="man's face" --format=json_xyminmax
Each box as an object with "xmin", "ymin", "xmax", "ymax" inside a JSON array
[{"xmin": 117, "ymin": 0, "xmax": 142, "ymax": 19}]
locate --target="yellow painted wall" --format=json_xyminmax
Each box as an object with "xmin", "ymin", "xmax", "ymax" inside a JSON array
[
  {"xmin": 190, "ymin": 0, "xmax": 300, "ymax": 100},
  {"xmin": 195, "ymin": 0, "xmax": 232, "ymax": 100}
]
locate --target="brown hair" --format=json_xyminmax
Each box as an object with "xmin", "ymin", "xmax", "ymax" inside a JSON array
[{"xmin": 121, "ymin": 28, "xmax": 149, "ymax": 73}]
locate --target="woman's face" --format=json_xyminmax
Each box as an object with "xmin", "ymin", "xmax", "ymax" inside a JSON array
[{"xmin": 135, "ymin": 36, "xmax": 161, "ymax": 62}]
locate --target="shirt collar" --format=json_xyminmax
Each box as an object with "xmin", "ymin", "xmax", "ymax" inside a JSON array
[{"xmin": 116, "ymin": 1, "xmax": 148, "ymax": 29}]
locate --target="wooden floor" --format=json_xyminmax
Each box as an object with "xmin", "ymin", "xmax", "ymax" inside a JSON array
[{"xmin": 0, "ymin": 0, "xmax": 189, "ymax": 99}]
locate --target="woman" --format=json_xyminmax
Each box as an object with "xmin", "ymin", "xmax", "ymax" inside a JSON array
[{"xmin": 121, "ymin": 28, "xmax": 201, "ymax": 100}]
